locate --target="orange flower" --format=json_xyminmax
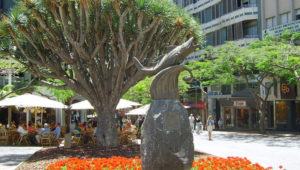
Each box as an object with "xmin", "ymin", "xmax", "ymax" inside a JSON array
[{"xmin": 46, "ymin": 156, "xmax": 276, "ymax": 170}]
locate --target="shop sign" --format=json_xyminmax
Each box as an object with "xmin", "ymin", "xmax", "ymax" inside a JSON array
[
  {"xmin": 280, "ymin": 82, "xmax": 296, "ymax": 99},
  {"xmin": 182, "ymin": 102, "xmax": 206, "ymax": 110},
  {"xmin": 233, "ymin": 100, "xmax": 247, "ymax": 107}
]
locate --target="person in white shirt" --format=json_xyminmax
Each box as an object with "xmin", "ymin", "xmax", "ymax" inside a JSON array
[
  {"xmin": 188, "ymin": 114, "xmax": 195, "ymax": 132},
  {"xmin": 218, "ymin": 119, "xmax": 224, "ymax": 129},
  {"xmin": 17, "ymin": 122, "xmax": 28, "ymax": 136}
]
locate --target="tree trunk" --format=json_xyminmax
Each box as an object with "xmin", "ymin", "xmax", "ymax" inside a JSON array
[
  {"xmin": 258, "ymin": 106, "xmax": 267, "ymax": 134},
  {"xmin": 95, "ymin": 106, "xmax": 119, "ymax": 147},
  {"xmin": 64, "ymin": 98, "xmax": 73, "ymax": 148}
]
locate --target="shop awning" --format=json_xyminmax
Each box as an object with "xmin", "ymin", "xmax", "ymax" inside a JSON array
[
  {"xmin": 0, "ymin": 93, "xmax": 67, "ymax": 109},
  {"xmin": 71, "ymin": 99, "xmax": 141, "ymax": 110}
]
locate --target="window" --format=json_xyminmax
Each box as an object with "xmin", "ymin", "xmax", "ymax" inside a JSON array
[
  {"xmin": 266, "ymin": 17, "xmax": 276, "ymax": 28},
  {"xmin": 221, "ymin": 84, "xmax": 231, "ymax": 95},
  {"xmin": 206, "ymin": 33, "xmax": 213, "ymax": 46},
  {"xmin": 296, "ymin": 9, "xmax": 300, "ymax": 20},
  {"xmin": 223, "ymin": 0, "xmax": 227, "ymax": 14},
  {"xmin": 237, "ymin": 0, "xmax": 242, "ymax": 8},
  {"xmin": 220, "ymin": 28, "xmax": 227, "ymax": 44},
  {"xmin": 242, "ymin": 0, "xmax": 249, "ymax": 7},
  {"xmin": 233, "ymin": 83, "xmax": 247, "ymax": 93},
  {"xmin": 276, "ymin": 101, "xmax": 288, "ymax": 123},
  {"xmin": 280, "ymin": 12, "xmax": 291, "ymax": 25},
  {"xmin": 220, "ymin": 1, "xmax": 224, "ymax": 16},
  {"xmin": 228, "ymin": 0, "xmax": 232, "ymax": 13},
  {"xmin": 0, "ymin": 0, "xmax": 3, "ymax": 10},
  {"xmin": 243, "ymin": 21, "xmax": 258, "ymax": 38},
  {"xmin": 183, "ymin": 0, "xmax": 192, "ymax": 7},
  {"xmin": 204, "ymin": 7, "xmax": 212, "ymax": 23},
  {"xmin": 265, "ymin": 82, "xmax": 272, "ymax": 95}
]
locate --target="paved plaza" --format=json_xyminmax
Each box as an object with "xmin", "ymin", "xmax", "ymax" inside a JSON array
[
  {"xmin": 193, "ymin": 131, "xmax": 300, "ymax": 170},
  {"xmin": 0, "ymin": 147, "xmax": 41, "ymax": 170}
]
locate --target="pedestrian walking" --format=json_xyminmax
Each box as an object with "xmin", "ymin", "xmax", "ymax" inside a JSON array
[
  {"xmin": 189, "ymin": 114, "xmax": 195, "ymax": 132},
  {"xmin": 195, "ymin": 116, "xmax": 201, "ymax": 134},
  {"xmin": 218, "ymin": 119, "xmax": 224, "ymax": 129},
  {"xmin": 206, "ymin": 115, "xmax": 214, "ymax": 140}
]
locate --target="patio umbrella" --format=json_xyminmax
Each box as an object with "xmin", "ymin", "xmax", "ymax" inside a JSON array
[
  {"xmin": 0, "ymin": 93, "xmax": 67, "ymax": 127},
  {"xmin": 70, "ymin": 100, "xmax": 93, "ymax": 110},
  {"xmin": 71, "ymin": 99, "xmax": 141, "ymax": 110},
  {"xmin": 0, "ymin": 93, "xmax": 67, "ymax": 109},
  {"xmin": 125, "ymin": 104, "xmax": 150, "ymax": 116},
  {"xmin": 116, "ymin": 99, "xmax": 142, "ymax": 110}
]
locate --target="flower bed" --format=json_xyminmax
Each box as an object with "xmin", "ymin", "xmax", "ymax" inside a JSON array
[
  {"xmin": 45, "ymin": 156, "xmax": 141, "ymax": 170},
  {"xmin": 46, "ymin": 156, "xmax": 282, "ymax": 170}
]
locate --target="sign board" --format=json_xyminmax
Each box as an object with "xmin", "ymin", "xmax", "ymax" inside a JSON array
[
  {"xmin": 263, "ymin": 20, "xmax": 300, "ymax": 37},
  {"xmin": 280, "ymin": 82, "xmax": 296, "ymax": 99},
  {"xmin": 182, "ymin": 102, "xmax": 206, "ymax": 110},
  {"xmin": 233, "ymin": 100, "xmax": 247, "ymax": 107}
]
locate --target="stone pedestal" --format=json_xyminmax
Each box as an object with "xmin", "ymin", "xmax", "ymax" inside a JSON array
[{"xmin": 141, "ymin": 100, "xmax": 194, "ymax": 170}]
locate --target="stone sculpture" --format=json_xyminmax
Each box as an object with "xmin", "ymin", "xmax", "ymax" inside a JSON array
[
  {"xmin": 133, "ymin": 37, "xmax": 196, "ymax": 75},
  {"xmin": 140, "ymin": 65, "xmax": 194, "ymax": 170}
]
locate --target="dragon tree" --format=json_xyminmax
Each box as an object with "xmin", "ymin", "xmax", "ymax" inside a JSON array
[{"xmin": 0, "ymin": 0, "xmax": 204, "ymax": 146}]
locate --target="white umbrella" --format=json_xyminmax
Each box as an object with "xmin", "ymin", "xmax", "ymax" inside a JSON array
[
  {"xmin": 70, "ymin": 100, "xmax": 93, "ymax": 110},
  {"xmin": 116, "ymin": 99, "xmax": 141, "ymax": 110},
  {"xmin": 0, "ymin": 93, "xmax": 67, "ymax": 109},
  {"xmin": 0, "ymin": 93, "xmax": 67, "ymax": 128},
  {"xmin": 71, "ymin": 99, "xmax": 141, "ymax": 110},
  {"xmin": 125, "ymin": 104, "xmax": 150, "ymax": 116}
]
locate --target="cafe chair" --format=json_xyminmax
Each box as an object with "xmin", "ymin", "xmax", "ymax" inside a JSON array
[
  {"xmin": 0, "ymin": 128, "xmax": 9, "ymax": 145},
  {"xmin": 40, "ymin": 132, "xmax": 51, "ymax": 146},
  {"xmin": 17, "ymin": 134, "xmax": 30, "ymax": 145},
  {"xmin": 72, "ymin": 129, "xmax": 81, "ymax": 145}
]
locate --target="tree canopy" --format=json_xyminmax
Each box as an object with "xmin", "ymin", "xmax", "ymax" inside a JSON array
[{"xmin": 0, "ymin": 0, "xmax": 204, "ymax": 146}]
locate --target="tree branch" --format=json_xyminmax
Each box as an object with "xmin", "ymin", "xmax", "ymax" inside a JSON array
[
  {"xmin": 0, "ymin": 78, "xmax": 37, "ymax": 100},
  {"xmin": 40, "ymin": 80, "xmax": 69, "ymax": 90}
]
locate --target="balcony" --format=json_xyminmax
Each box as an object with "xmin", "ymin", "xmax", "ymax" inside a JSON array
[
  {"xmin": 263, "ymin": 20, "xmax": 300, "ymax": 37},
  {"xmin": 207, "ymin": 91, "xmax": 232, "ymax": 98},
  {"xmin": 184, "ymin": 0, "xmax": 221, "ymax": 13},
  {"xmin": 201, "ymin": 6, "xmax": 258, "ymax": 34},
  {"xmin": 234, "ymin": 35, "xmax": 259, "ymax": 46}
]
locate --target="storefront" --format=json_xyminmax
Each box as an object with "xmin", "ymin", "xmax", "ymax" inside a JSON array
[
  {"xmin": 275, "ymin": 81, "xmax": 300, "ymax": 131},
  {"xmin": 218, "ymin": 88, "xmax": 260, "ymax": 130},
  {"xmin": 275, "ymin": 100, "xmax": 300, "ymax": 131}
]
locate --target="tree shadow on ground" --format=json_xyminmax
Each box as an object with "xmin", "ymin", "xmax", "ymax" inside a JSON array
[
  {"xmin": 0, "ymin": 154, "xmax": 32, "ymax": 167},
  {"xmin": 211, "ymin": 132, "xmax": 300, "ymax": 148}
]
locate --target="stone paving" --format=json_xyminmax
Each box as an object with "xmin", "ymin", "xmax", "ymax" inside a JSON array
[
  {"xmin": 0, "ymin": 147, "xmax": 41, "ymax": 170},
  {"xmin": 193, "ymin": 131, "xmax": 300, "ymax": 170}
]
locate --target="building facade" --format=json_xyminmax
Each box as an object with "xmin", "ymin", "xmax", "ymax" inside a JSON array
[
  {"xmin": 0, "ymin": 0, "xmax": 16, "ymax": 14},
  {"xmin": 173, "ymin": 0, "xmax": 261, "ymax": 61},
  {"xmin": 175, "ymin": 0, "xmax": 300, "ymax": 131},
  {"xmin": 262, "ymin": 0, "xmax": 300, "ymax": 37}
]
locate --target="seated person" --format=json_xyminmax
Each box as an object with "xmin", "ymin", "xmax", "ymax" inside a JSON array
[
  {"xmin": 12, "ymin": 121, "xmax": 17, "ymax": 128},
  {"xmin": 83, "ymin": 122, "xmax": 94, "ymax": 144},
  {"xmin": 28, "ymin": 122, "xmax": 36, "ymax": 133},
  {"xmin": 52, "ymin": 123, "xmax": 61, "ymax": 139},
  {"xmin": 73, "ymin": 123, "xmax": 81, "ymax": 137},
  {"xmin": 17, "ymin": 122, "xmax": 28, "ymax": 136},
  {"xmin": 27, "ymin": 122, "xmax": 37, "ymax": 144},
  {"xmin": 35, "ymin": 123, "xmax": 50, "ymax": 143},
  {"xmin": 93, "ymin": 127, "xmax": 97, "ymax": 137},
  {"xmin": 50, "ymin": 122, "xmax": 56, "ymax": 131}
]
